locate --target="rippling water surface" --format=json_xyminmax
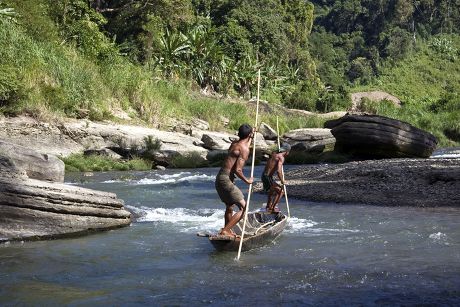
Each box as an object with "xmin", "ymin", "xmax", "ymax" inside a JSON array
[{"xmin": 1, "ymin": 166, "xmax": 459, "ymax": 306}]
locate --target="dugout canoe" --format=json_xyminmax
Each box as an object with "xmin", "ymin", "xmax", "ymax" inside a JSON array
[{"xmin": 197, "ymin": 210, "xmax": 288, "ymax": 252}]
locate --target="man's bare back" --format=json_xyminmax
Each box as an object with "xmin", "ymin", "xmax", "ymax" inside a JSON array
[
  {"xmin": 262, "ymin": 144, "xmax": 290, "ymax": 212},
  {"xmin": 221, "ymin": 140, "xmax": 252, "ymax": 184},
  {"xmin": 264, "ymin": 152, "xmax": 285, "ymax": 181}
]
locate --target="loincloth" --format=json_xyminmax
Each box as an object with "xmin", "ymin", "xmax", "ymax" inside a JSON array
[
  {"xmin": 215, "ymin": 169, "xmax": 244, "ymax": 205},
  {"xmin": 261, "ymin": 173, "xmax": 275, "ymax": 192}
]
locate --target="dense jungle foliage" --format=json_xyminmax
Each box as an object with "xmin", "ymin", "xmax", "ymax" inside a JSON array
[{"xmin": 0, "ymin": 0, "xmax": 459, "ymax": 145}]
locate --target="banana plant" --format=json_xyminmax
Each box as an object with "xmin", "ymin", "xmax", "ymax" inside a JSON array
[
  {"xmin": 153, "ymin": 28, "xmax": 190, "ymax": 79},
  {"xmin": 185, "ymin": 24, "xmax": 226, "ymax": 90},
  {"xmin": 231, "ymin": 54, "xmax": 261, "ymax": 97}
]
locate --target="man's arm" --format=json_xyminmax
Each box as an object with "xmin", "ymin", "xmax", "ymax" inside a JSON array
[{"xmin": 276, "ymin": 156, "xmax": 285, "ymax": 185}]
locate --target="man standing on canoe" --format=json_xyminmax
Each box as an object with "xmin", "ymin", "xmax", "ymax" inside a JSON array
[
  {"xmin": 262, "ymin": 143, "xmax": 290, "ymax": 213},
  {"xmin": 215, "ymin": 124, "xmax": 254, "ymax": 237}
]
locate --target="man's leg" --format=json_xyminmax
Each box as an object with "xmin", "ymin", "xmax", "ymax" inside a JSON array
[
  {"xmin": 266, "ymin": 187, "xmax": 275, "ymax": 210},
  {"xmin": 269, "ymin": 185, "xmax": 284, "ymax": 211},
  {"xmin": 268, "ymin": 184, "xmax": 283, "ymax": 212},
  {"xmin": 220, "ymin": 199, "xmax": 246, "ymax": 236},
  {"xmin": 224, "ymin": 204, "xmax": 233, "ymax": 226}
]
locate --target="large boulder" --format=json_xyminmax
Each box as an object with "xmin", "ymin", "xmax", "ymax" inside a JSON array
[
  {"xmin": 282, "ymin": 128, "xmax": 335, "ymax": 153},
  {"xmin": 325, "ymin": 114, "xmax": 437, "ymax": 158},
  {"xmin": 259, "ymin": 122, "xmax": 278, "ymax": 141},
  {"xmin": 0, "ymin": 174, "xmax": 131, "ymax": 242},
  {"xmin": 0, "ymin": 144, "xmax": 131, "ymax": 243},
  {"xmin": 201, "ymin": 131, "xmax": 235, "ymax": 150},
  {"xmin": 0, "ymin": 139, "xmax": 65, "ymax": 182}
]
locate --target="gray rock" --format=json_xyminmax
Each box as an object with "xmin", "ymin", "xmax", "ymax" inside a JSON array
[
  {"xmin": 152, "ymin": 150, "xmax": 179, "ymax": 167},
  {"xmin": 191, "ymin": 118, "xmax": 210, "ymax": 131},
  {"xmin": 206, "ymin": 149, "xmax": 228, "ymax": 163},
  {"xmin": 282, "ymin": 128, "xmax": 335, "ymax": 153},
  {"xmin": 0, "ymin": 174, "xmax": 131, "ymax": 242},
  {"xmin": 0, "ymin": 116, "xmax": 208, "ymax": 167},
  {"xmin": 325, "ymin": 114, "xmax": 438, "ymax": 158},
  {"xmin": 259, "ymin": 122, "xmax": 278, "ymax": 140},
  {"xmin": 291, "ymin": 143, "xmax": 325, "ymax": 153},
  {"xmin": 0, "ymin": 139, "xmax": 65, "ymax": 182},
  {"xmin": 253, "ymin": 132, "xmax": 269, "ymax": 149},
  {"xmin": 0, "ymin": 116, "xmax": 84, "ymax": 157},
  {"xmin": 201, "ymin": 132, "xmax": 234, "ymax": 150}
]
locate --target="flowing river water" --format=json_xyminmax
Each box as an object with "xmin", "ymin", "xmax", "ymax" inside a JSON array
[{"xmin": 1, "ymin": 165, "xmax": 459, "ymax": 306}]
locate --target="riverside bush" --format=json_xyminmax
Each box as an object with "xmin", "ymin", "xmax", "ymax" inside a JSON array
[
  {"xmin": 63, "ymin": 154, "xmax": 151, "ymax": 172},
  {"xmin": 170, "ymin": 152, "xmax": 208, "ymax": 168}
]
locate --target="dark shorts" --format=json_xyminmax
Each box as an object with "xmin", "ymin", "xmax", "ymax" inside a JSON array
[
  {"xmin": 215, "ymin": 169, "xmax": 244, "ymax": 205},
  {"xmin": 261, "ymin": 173, "xmax": 275, "ymax": 192}
]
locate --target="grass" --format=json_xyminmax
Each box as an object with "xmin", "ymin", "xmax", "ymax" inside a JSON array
[
  {"xmin": 62, "ymin": 154, "xmax": 151, "ymax": 172},
  {"xmin": 350, "ymin": 34, "xmax": 460, "ymax": 147},
  {"xmin": 170, "ymin": 152, "xmax": 209, "ymax": 168}
]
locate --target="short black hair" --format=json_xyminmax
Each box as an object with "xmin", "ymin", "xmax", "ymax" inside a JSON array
[{"xmin": 238, "ymin": 124, "xmax": 252, "ymax": 139}]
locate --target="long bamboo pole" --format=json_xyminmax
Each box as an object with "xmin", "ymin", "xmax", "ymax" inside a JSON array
[
  {"xmin": 236, "ymin": 70, "xmax": 260, "ymax": 260},
  {"xmin": 276, "ymin": 116, "xmax": 290, "ymax": 219}
]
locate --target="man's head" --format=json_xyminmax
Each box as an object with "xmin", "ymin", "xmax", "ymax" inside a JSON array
[
  {"xmin": 238, "ymin": 124, "xmax": 253, "ymax": 139},
  {"xmin": 278, "ymin": 143, "xmax": 291, "ymax": 155}
]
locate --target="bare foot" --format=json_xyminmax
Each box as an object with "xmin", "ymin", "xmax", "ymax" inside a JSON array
[{"xmin": 219, "ymin": 228, "xmax": 240, "ymax": 238}]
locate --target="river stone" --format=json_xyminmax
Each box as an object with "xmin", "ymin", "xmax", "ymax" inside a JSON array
[
  {"xmin": 282, "ymin": 128, "xmax": 335, "ymax": 153},
  {"xmin": 259, "ymin": 122, "xmax": 278, "ymax": 140},
  {"xmin": 0, "ymin": 174, "xmax": 131, "ymax": 242},
  {"xmin": 324, "ymin": 114, "xmax": 438, "ymax": 158},
  {"xmin": 0, "ymin": 139, "xmax": 65, "ymax": 182},
  {"xmin": 201, "ymin": 132, "xmax": 234, "ymax": 150},
  {"xmin": 191, "ymin": 118, "xmax": 210, "ymax": 131},
  {"xmin": 254, "ymin": 132, "xmax": 269, "ymax": 149}
]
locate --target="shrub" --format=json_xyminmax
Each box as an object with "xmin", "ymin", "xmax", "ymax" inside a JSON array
[
  {"xmin": 283, "ymin": 81, "xmax": 319, "ymax": 111},
  {"xmin": 144, "ymin": 135, "xmax": 162, "ymax": 151},
  {"xmin": 62, "ymin": 154, "xmax": 151, "ymax": 172},
  {"xmin": 170, "ymin": 152, "xmax": 208, "ymax": 168}
]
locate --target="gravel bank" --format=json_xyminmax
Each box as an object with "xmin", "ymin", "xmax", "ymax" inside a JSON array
[{"xmin": 257, "ymin": 158, "xmax": 460, "ymax": 207}]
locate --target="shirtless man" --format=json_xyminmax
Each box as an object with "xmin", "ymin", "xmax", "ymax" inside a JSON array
[
  {"xmin": 261, "ymin": 143, "xmax": 291, "ymax": 213},
  {"xmin": 215, "ymin": 124, "xmax": 254, "ymax": 237}
]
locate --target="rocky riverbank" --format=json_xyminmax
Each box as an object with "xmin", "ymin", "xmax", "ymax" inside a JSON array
[{"xmin": 272, "ymin": 158, "xmax": 460, "ymax": 207}]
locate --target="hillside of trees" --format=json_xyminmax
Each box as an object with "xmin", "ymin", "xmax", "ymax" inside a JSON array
[{"xmin": 0, "ymin": 0, "xmax": 459, "ymax": 145}]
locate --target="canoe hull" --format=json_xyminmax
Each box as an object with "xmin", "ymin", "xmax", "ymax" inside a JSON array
[{"xmin": 208, "ymin": 211, "xmax": 287, "ymax": 252}]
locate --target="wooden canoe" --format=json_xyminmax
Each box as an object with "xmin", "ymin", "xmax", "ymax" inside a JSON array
[{"xmin": 197, "ymin": 210, "xmax": 288, "ymax": 252}]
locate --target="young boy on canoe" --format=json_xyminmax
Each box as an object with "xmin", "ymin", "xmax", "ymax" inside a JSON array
[
  {"xmin": 262, "ymin": 143, "xmax": 291, "ymax": 213},
  {"xmin": 215, "ymin": 124, "xmax": 254, "ymax": 238}
]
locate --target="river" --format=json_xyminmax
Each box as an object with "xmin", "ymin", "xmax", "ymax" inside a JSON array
[{"xmin": 1, "ymin": 166, "xmax": 459, "ymax": 306}]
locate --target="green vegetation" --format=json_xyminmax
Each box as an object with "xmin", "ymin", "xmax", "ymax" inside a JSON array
[
  {"xmin": 170, "ymin": 152, "xmax": 208, "ymax": 168},
  {"xmin": 0, "ymin": 0, "xmax": 458, "ymax": 151},
  {"xmin": 351, "ymin": 35, "xmax": 460, "ymax": 146},
  {"xmin": 62, "ymin": 154, "xmax": 151, "ymax": 172}
]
